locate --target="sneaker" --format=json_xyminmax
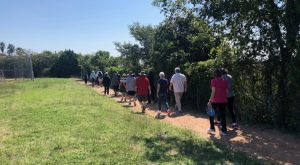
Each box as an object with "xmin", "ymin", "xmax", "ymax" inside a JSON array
[
  {"xmin": 155, "ymin": 112, "xmax": 161, "ymax": 119},
  {"xmin": 167, "ymin": 109, "xmax": 172, "ymax": 117},
  {"xmin": 214, "ymin": 121, "xmax": 221, "ymax": 126},
  {"xmin": 220, "ymin": 131, "xmax": 227, "ymax": 136},
  {"xmin": 232, "ymin": 123, "xmax": 238, "ymax": 129},
  {"xmin": 207, "ymin": 129, "xmax": 215, "ymax": 134}
]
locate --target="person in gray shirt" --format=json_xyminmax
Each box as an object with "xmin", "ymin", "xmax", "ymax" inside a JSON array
[
  {"xmin": 126, "ymin": 73, "xmax": 136, "ymax": 106},
  {"xmin": 111, "ymin": 73, "xmax": 120, "ymax": 96},
  {"xmin": 221, "ymin": 68, "xmax": 238, "ymax": 128}
]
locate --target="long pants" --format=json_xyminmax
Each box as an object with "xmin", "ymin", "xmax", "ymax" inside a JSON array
[
  {"xmin": 216, "ymin": 96, "xmax": 237, "ymax": 124},
  {"xmin": 174, "ymin": 92, "xmax": 183, "ymax": 111},
  {"xmin": 210, "ymin": 103, "xmax": 227, "ymax": 133},
  {"xmin": 228, "ymin": 96, "xmax": 237, "ymax": 124},
  {"xmin": 104, "ymin": 85, "xmax": 109, "ymax": 95},
  {"xmin": 157, "ymin": 93, "xmax": 169, "ymax": 111}
]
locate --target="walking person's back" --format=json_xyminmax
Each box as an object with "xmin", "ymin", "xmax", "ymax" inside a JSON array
[
  {"xmin": 111, "ymin": 73, "xmax": 120, "ymax": 96},
  {"xmin": 169, "ymin": 67, "xmax": 187, "ymax": 113},
  {"xmin": 126, "ymin": 73, "xmax": 137, "ymax": 106},
  {"xmin": 136, "ymin": 72, "xmax": 151, "ymax": 113},
  {"xmin": 207, "ymin": 68, "xmax": 228, "ymax": 135},
  {"xmin": 102, "ymin": 73, "xmax": 111, "ymax": 95},
  {"xmin": 90, "ymin": 71, "xmax": 96, "ymax": 87},
  {"xmin": 221, "ymin": 68, "xmax": 238, "ymax": 128}
]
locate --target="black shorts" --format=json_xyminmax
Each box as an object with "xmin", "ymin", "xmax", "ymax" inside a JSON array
[
  {"xmin": 137, "ymin": 95, "xmax": 148, "ymax": 102},
  {"xmin": 127, "ymin": 91, "xmax": 136, "ymax": 96},
  {"xmin": 113, "ymin": 86, "xmax": 119, "ymax": 91}
]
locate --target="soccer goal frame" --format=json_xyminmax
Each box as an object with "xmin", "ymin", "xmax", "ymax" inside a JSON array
[
  {"xmin": 0, "ymin": 69, "xmax": 5, "ymax": 81},
  {"xmin": 0, "ymin": 52, "xmax": 34, "ymax": 81}
]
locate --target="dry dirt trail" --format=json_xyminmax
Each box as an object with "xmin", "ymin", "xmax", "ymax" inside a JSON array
[{"xmin": 80, "ymin": 81, "xmax": 300, "ymax": 165}]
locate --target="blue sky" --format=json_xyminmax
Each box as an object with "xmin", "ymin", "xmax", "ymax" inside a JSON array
[{"xmin": 0, "ymin": 0, "xmax": 165, "ymax": 56}]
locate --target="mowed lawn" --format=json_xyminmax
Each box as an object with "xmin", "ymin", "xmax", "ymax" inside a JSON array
[{"xmin": 0, "ymin": 79, "xmax": 259, "ymax": 164}]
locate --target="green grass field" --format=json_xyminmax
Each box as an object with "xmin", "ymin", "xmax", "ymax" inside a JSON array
[{"xmin": 0, "ymin": 79, "xmax": 260, "ymax": 164}]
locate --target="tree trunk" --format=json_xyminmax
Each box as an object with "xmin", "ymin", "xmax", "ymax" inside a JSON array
[{"xmin": 276, "ymin": 47, "xmax": 291, "ymax": 127}]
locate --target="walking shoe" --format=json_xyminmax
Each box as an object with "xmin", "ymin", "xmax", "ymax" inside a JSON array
[
  {"xmin": 207, "ymin": 129, "xmax": 215, "ymax": 134},
  {"xmin": 220, "ymin": 131, "xmax": 227, "ymax": 136},
  {"xmin": 155, "ymin": 112, "xmax": 161, "ymax": 119},
  {"xmin": 232, "ymin": 123, "xmax": 238, "ymax": 129},
  {"xmin": 214, "ymin": 121, "xmax": 221, "ymax": 126},
  {"xmin": 167, "ymin": 109, "xmax": 172, "ymax": 117}
]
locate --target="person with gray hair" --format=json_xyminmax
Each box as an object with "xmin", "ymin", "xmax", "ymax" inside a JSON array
[
  {"xmin": 156, "ymin": 72, "xmax": 170, "ymax": 118},
  {"xmin": 90, "ymin": 70, "xmax": 96, "ymax": 87},
  {"xmin": 220, "ymin": 68, "xmax": 238, "ymax": 129},
  {"xmin": 169, "ymin": 67, "xmax": 187, "ymax": 113}
]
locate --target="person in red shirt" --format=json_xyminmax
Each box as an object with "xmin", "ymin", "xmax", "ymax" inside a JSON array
[
  {"xmin": 136, "ymin": 71, "xmax": 151, "ymax": 113},
  {"xmin": 207, "ymin": 68, "xmax": 228, "ymax": 136}
]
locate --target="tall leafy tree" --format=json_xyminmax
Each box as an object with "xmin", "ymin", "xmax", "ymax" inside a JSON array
[
  {"xmin": 16, "ymin": 47, "xmax": 25, "ymax": 56},
  {"xmin": 129, "ymin": 23, "xmax": 156, "ymax": 67},
  {"xmin": 154, "ymin": 0, "xmax": 300, "ymax": 127},
  {"xmin": 0, "ymin": 42, "xmax": 5, "ymax": 54},
  {"xmin": 49, "ymin": 50, "xmax": 80, "ymax": 77},
  {"xmin": 7, "ymin": 43, "xmax": 15, "ymax": 56},
  {"xmin": 114, "ymin": 42, "xmax": 142, "ymax": 73}
]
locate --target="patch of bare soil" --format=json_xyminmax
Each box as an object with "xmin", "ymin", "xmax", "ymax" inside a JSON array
[{"xmin": 82, "ymin": 81, "xmax": 300, "ymax": 165}]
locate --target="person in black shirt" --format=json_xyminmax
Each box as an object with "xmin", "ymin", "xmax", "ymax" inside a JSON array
[
  {"xmin": 156, "ymin": 72, "xmax": 170, "ymax": 118},
  {"xmin": 102, "ymin": 72, "xmax": 111, "ymax": 95}
]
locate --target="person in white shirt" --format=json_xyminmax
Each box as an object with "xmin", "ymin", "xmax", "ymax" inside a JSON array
[{"xmin": 169, "ymin": 67, "xmax": 187, "ymax": 113}]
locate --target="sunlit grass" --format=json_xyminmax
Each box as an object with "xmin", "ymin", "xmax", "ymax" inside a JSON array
[{"xmin": 0, "ymin": 79, "xmax": 260, "ymax": 164}]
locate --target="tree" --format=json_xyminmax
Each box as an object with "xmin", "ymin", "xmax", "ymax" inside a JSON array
[
  {"xmin": 32, "ymin": 51, "xmax": 58, "ymax": 77},
  {"xmin": 49, "ymin": 50, "xmax": 80, "ymax": 77},
  {"xmin": 129, "ymin": 23, "xmax": 156, "ymax": 67},
  {"xmin": 0, "ymin": 42, "xmax": 5, "ymax": 54},
  {"xmin": 114, "ymin": 42, "xmax": 142, "ymax": 73},
  {"xmin": 16, "ymin": 47, "xmax": 25, "ymax": 56},
  {"xmin": 7, "ymin": 44, "xmax": 15, "ymax": 56},
  {"xmin": 154, "ymin": 0, "xmax": 300, "ymax": 127}
]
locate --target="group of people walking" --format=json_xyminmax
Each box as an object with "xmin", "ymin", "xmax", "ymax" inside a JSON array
[{"xmin": 84, "ymin": 66, "xmax": 237, "ymax": 136}]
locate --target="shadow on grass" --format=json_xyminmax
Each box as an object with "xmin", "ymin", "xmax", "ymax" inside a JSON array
[{"xmin": 131, "ymin": 134, "xmax": 255, "ymax": 164}]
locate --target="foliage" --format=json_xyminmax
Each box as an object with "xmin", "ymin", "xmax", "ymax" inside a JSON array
[
  {"xmin": 0, "ymin": 42, "xmax": 5, "ymax": 54},
  {"xmin": 49, "ymin": 50, "xmax": 80, "ymax": 78},
  {"xmin": 7, "ymin": 43, "xmax": 15, "ymax": 56},
  {"xmin": 32, "ymin": 51, "xmax": 58, "ymax": 77},
  {"xmin": 152, "ymin": 0, "xmax": 300, "ymax": 130}
]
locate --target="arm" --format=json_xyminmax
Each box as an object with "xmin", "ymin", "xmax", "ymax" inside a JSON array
[
  {"xmin": 208, "ymin": 87, "xmax": 215, "ymax": 105},
  {"xmin": 169, "ymin": 82, "xmax": 173, "ymax": 91},
  {"xmin": 157, "ymin": 83, "xmax": 160, "ymax": 97},
  {"xmin": 148, "ymin": 85, "xmax": 151, "ymax": 95}
]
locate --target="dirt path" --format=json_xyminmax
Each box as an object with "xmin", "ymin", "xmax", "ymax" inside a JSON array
[{"xmin": 82, "ymin": 82, "xmax": 300, "ymax": 165}]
